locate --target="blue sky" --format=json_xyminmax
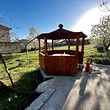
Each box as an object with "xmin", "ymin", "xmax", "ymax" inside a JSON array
[{"xmin": 0, "ymin": 0, "xmax": 100, "ymax": 39}]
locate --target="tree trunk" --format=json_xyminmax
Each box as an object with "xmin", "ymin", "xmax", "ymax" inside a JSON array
[
  {"xmin": 103, "ymin": 47, "xmax": 109, "ymax": 59},
  {"xmin": 0, "ymin": 52, "xmax": 15, "ymax": 88},
  {"xmin": 25, "ymin": 45, "xmax": 29, "ymax": 63},
  {"xmin": 103, "ymin": 39, "xmax": 110, "ymax": 59}
]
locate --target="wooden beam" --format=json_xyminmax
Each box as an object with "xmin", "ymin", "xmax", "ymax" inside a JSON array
[
  {"xmin": 81, "ymin": 38, "xmax": 85, "ymax": 52},
  {"xmin": 75, "ymin": 36, "xmax": 79, "ymax": 56},
  {"xmin": 68, "ymin": 39, "xmax": 70, "ymax": 51},
  {"xmin": 52, "ymin": 39, "xmax": 54, "ymax": 50},
  {"xmin": 44, "ymin": 37, "xmax": 47, "ymax": 56}
]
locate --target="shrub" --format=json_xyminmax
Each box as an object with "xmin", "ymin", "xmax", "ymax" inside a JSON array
[
  {"xmin": 86, "ymin": 57, "xmax": 110, "ymax": 65},
  {"xmin": 97, "ymin": 47, "xmax": 104, "ymax": 53}
]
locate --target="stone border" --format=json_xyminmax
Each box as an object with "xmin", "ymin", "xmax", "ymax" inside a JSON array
[{"xmin": 25, "ymin": 88, "xmax": 56, "ymax": 110}]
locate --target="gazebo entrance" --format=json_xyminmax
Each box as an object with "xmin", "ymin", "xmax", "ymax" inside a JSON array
[{"xmin": 37, "ymin": 24, "xmax": 87, "ymax": 75}]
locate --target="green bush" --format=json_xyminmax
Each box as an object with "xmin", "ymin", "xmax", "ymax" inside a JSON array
[
  {"xmin": 93, "ymin": 58, "xmax": 103, "ymax": 64},
  {"xmin": 86, "ymin": 57, "xmax": 110, "ymax": 65},
  {"xmin": 97, "ymin": 47, "xmax": 104, "ymax": 53},
  {"xmin": 103, "ymin": 59, "xmax": 110, "ymax": 65}
]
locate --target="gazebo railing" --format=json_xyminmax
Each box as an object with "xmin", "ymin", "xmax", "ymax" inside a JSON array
[
  {"xmin": 45, "ymin": 55, "xmax": 78, "ymax": 75},
  {"xmin": 39, "ymin": 51, "xmax": 79, "ymax": 75}
]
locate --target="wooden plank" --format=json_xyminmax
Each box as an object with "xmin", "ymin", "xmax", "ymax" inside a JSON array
[
  {"xmin": 45, "ymin": 56, "xmax": 77, "ymax": 75},
  {"xmin": 68, "ymin": 39, "xmax": 70, "ymax": 51},
  {"xmin": 52, "ymin": 40, "xmax": 53, "ymax": 50},
  {"xmin": 75, "ymin": 36, "xmax": 79, "ymax": 56},
  {"xmin": 39, "ymin": 52, "xmax": 45, "ymax": 71},
  {"xmin": 81, "ymin": 38, "xmax": 85, "ymax": 53},
  {"xmin": 44, "ymin": 37, "xmax": 47, "ymax": 56}
]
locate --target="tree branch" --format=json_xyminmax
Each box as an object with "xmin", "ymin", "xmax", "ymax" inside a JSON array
[
  {"xmin": 99, "ymin": 0, "xmax": 110, "ymax": 12},
  {"xmin": 0, "ymin": 32, "xmax": 9, "ymax": 38}
]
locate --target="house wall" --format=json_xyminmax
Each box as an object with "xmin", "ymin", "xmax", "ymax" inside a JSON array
[
  {"xmin": 0, "ymin": 25, "xmax": 11, "ymax": 42},
  {"xmin": 0, "ymin": 42, "xmax": 22, "ymax": 53},
  {"xmin": 0, "ymin": 25, "xmax": 22, "ymax": 53}
]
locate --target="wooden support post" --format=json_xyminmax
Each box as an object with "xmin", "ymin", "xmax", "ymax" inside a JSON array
[
  {"xmin": 38, "ymin": 39, "xmax": 41, "ymax": 52},
  {"xmin": 81, "ymin": 37, "xmax": 85, "ymax": 63},
  {"xmin": 44, "ymin": 37, "xmax": 47, "ymax": 56},
  {"xmin": 52, "ymin": 39, "xmax": 54, "ymax": 50},
  {"xmin": 81, "ymin": 38, "xmax": 85, "ymax": 52},
  {"xmin": 68, "ymin": 39, "xmax": 70, "ymax": 51},
  {"xmin": 75, "ymin": 36, "xmax": 79, "ymax": 56}
]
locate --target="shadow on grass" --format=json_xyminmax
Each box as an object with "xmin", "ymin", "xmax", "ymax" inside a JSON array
[
  {"xmin": 0, "ymin": 70, "xmax": 44, "ymax": 110},
  {"xmin": 2, "ymin": 54, "xmax": 21, "ymax": 62},
  {"xmin": 8, "ymin": 64, "xmax": 21, "ymax": 70}
]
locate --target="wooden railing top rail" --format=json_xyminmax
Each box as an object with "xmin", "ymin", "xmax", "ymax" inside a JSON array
[
  {"xmin": 39, "ymin": 50, "xmax": 84, "ymax": 57},
  {"xmin": 39, "ymin": 52, "xmax": 45, "ymax": 56}
]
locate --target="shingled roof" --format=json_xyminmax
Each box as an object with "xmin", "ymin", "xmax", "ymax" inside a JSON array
[{"xmin": 37, "ymin": 24, "xmax": 87, "ymax": 40}]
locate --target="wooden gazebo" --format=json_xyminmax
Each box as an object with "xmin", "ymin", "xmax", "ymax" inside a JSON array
[{"xmin": 37, "ymin": 24, "xmax": 87, "ymax": 75}]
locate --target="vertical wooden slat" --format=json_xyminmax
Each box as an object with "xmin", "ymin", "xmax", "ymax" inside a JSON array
[
  {"xmin": 45, "ymin": 56, "xmax": 77, "ymax": 75},
  {"xmin": 39, "ymin": 52, "xmax": 45, "ymax": 71}
]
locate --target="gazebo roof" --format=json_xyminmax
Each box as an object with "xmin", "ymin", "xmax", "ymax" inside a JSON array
[{"xmin": 37, "ymin": 24, "xmax": 87, "ymax": 40}]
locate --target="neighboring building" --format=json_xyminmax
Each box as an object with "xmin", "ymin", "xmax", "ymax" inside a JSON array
[
  {"xmin": 0, "ymin": 42, "xmax": 22, "ymax": 53},
  {"xmin": 19, "ymin": 39, "xmax": 43, "ymax": 51},
  {"xmin": 0, "ymin": 24, "xmax": 11, "ymax": 42},
  {"xmin": 0, "ymin": 25, "xmax": 22, "ymax": 53},
  {"xmin": 19, "ymin": 39, "xmax": 28, "ymax": 51}
]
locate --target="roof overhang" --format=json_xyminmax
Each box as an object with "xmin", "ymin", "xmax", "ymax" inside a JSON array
[{"xmin": 37, "ymin": 24, "xmax": 87, "ymax": 40}]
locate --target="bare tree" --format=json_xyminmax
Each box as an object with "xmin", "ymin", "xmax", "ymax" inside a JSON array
[
  {"xmin": 11, "ymin": 33, "xmax": 39, "ymax": 64},
  {"xmin": 99, "ymin": 0, "xmax": 110, "ymax": 11},
  {"xmin": 91, "ymin": 15, "xmax": 110, "ymax": 59},
  {"xmin": 0, "ymin": 16, "xmax": 16, "ymax": 87},
  {"xmin": 28, "ymin": 26, "xmax": 40, "ymax": 51}
]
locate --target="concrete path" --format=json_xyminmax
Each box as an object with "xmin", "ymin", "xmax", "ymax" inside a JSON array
[
  {"xmin": 26, "ymin": 75, "xmax": 81, "ymax": 110},
  {"xmin": 26, "ymin": 64, "xmax": 110, "ymax": 110},
  {"xmin": 62, "ymin": 64, "xmax": 110, "ymax": 110}
]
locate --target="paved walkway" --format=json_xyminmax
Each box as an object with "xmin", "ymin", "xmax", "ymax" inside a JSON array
[
  {"xmin": 63, "ymin": 64, "xmax": 110, "ymax": 110},
  {"xmin": 26, "ymin": 64, "xmax": 110, "ymax": 110}
]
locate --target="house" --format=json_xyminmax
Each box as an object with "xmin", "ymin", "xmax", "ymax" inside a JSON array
[
  {"xmin": 0, "ymin": 42, "xmax": 22, "ymax": 54},
  {"xmin": 0, "ymin": 25, "xmax": 22, "ymax": 53},
  {"xmin": 0, "ymin": 24, "xmax": 11, "ymax": 42}
]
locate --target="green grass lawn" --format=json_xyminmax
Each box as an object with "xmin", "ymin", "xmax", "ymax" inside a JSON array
[
  {"xmin": 0, "ymin": 44, "xmax": 107, "ymax": 110},
  {"xmin": 0, "ymin": 51, "xmax": 40, "ymax": 110},
  {"xmin": 0, "ymin": 51, "xmax": 39, "ymax": 86}
]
